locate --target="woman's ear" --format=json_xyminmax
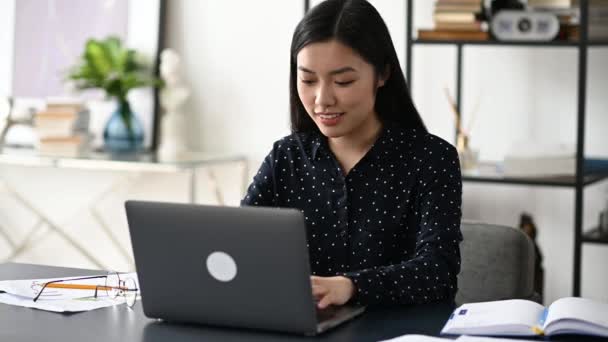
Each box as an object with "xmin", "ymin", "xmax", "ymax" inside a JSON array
[{"xmin": 377, "ymin": 64, "xmax": 391, "ymax": 88}]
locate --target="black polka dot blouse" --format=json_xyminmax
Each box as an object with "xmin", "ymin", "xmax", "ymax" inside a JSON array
[{"xmin": 242, "ymin": 122, "xmax": 463, "ymax": 306}]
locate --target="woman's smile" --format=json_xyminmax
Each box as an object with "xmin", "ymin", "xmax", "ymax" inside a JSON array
[{"xmin": 316, "ymin": 112, "xmax": 345, "ymax": 126}]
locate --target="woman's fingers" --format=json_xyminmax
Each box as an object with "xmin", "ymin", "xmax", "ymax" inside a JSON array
[
  {"xmin": 312, "ymin": 284, "xmax": 328, "ymax": 298},
  {"xmin": 310, "ymin": 276, "xmax": 354, "ymax": 308},
  {"xmin": 312, "ymin": 282, "xmax": 334, "ymax": 309},
  {"xmin": 317, "ymin": 293, "xmax": 333, "ymax": 309}
]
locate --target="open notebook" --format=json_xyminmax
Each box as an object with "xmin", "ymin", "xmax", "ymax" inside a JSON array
[{"xmin": 441, "ymin": 297, "xmax": 608, "ymax": 338}]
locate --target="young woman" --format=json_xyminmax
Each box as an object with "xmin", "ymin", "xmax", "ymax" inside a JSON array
[{"xmin": 242, "ymin": 0, "xmax": 462, "ymax": 309}]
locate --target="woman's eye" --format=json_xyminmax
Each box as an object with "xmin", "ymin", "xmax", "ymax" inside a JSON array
[
  {"xmin": 300, "ymin": 79, "xmax": 316, "ymax": 85},
  {"xmin": 335, "ymin": 80, "xmax": 355, "ymax": 86}
]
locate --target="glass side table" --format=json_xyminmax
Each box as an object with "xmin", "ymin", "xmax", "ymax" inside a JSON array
[{"xmin": 0, "ymin": 148, "xmax": 248, "ymax": 269}]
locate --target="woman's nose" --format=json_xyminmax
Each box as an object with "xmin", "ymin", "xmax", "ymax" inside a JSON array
[{"xmin": 315, "ymin": 83, "xmax": 336, "ymax": 108}]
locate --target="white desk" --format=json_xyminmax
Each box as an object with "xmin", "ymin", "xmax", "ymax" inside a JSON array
[{"xmin": 0, "ymin": 148, "xmax": 248, "ymax": 269}]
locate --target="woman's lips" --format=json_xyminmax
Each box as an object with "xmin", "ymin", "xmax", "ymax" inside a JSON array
[{"xmin": 316, "ymin": 112, "xmax": 345, "ymax": 126}]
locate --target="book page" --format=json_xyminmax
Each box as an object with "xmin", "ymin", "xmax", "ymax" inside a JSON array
[
  {"xmin": 544, "ymin": 297, "xmax": 608, "ymax": 335},
  {"xmin": 380, "ymin": 334, "xmax": 451, "ymax": 342},
  {"xmin": 457, "ymin": 336, "xmax": 539, "ymax": 342},
  {"xmin": 441, "ymin": 299, "xmax": 545, "ymax": 336}
]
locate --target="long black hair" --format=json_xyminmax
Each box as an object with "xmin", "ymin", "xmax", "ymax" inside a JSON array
[{"xmin": 289, "ymin": 0, "xmax": 426, "ymax": 133}]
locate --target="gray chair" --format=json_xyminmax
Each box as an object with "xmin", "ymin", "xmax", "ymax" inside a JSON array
[{"xmin": 456, "ymin": 221, "xmax": 537, "ymax": 305}]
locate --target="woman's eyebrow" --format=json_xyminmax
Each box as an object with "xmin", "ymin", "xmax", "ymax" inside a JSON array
[{"xmin": 297, "ymin": 66, "xmax": 357, "ymax": 75}]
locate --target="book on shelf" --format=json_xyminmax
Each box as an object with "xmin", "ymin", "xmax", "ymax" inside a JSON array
[
  {"xmin": 44, "ymin": 99, "xmax": 83, "ymax": 113},
  {"xmin": 586, "ymin": 5, "xmax": 608, "ymax": 39},
  {"xmin": 441, "ymin": 297, "xmax": 608, "ymax": 338},
  {"xmin": 528, "ymin": 0, "xmax": 575, "ymax": 8},
  {"xmin": 33, "ymin": 104, "xmax": 90, "ymax": 139},
  {"xmin": 435, "ymin": 4, "xmax": 482, "ymax": 12},
  {"xmin": 435, "ymin": 21, "xmax": 484, "ymax": 31},
  {"xmin": 418, "ymin": 29, "xmax": 489, "ymax": 41},
  {"xmin": 34, "ymin": 111, "xmax": 79, "ymax": 138},
  {"xmin": 568, "ymin": 25, "xmax": 608, "ymax": 40},
  {"xmin": 573, "ymin": 0, "xmax": 607, "ymax": 6},
  {"xmin": 433, "ymin": 12, "xmax": 477, "ymax": 23},
  {"xmin": 502, "ymin": 157, "xmax": 608, "ymax": 177},
  {"xmin": 436, "ymin": 0, "xmax": 482, "ymax": 4},
  {"xmin": 430, "ymin": 0, "xmax": 485, "ymax": 38},
  {"xmin": 528, "ymin": 6, "xmax": 578, "ymax": 22},
  {"xmin": 33, "ymin": 100, "xmax": 92, "ymax": 156},
  {"xmin": 37, "ymin": 135, "xmax": 92, "ymax": 157},
  {"xmin": 534, "ymin": 0, "xmax": 608, "ymax": 40}
]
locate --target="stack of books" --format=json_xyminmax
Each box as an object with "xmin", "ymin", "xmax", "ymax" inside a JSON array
[
  {"xmin": 582, "ymin": 0, "xmax": 608, "ymax": 39},
  {"xmin": 418, "ymin": 0, "xmax": 488, "ymax": 41},
  {"xmin": 33, "ymin": 101, "xmax": 91, "ymax": 157}
]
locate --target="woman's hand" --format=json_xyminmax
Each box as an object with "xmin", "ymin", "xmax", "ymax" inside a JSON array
[{"xmin": 311, "ymin": 275, "xmax": 356, "ymax": 309}]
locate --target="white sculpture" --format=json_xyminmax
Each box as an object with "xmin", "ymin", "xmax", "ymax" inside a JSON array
[{"xmin": 158, "ymin": 49, "xmax": 190, "ymax": 161}]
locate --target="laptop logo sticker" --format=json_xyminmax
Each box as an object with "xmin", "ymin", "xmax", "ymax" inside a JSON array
[{"xmin": 206, "ymin": 251, "xmax": 237, "ymax": 282}]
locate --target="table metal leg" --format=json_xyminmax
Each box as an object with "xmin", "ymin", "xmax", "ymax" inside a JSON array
[
  {"xmin": 194, "ymin": 160, "xmax": 248, "ymax": 206},
  {"xmin": 0, "ymin": 174, "xmax": 141, "ymax": 269},
  {"xmin": 1, "ymin": 157, "xmax": 249, "ymax": 267},
  {"xmin": 205, "ymin": 168, "xmax": 224, "ymax": 206},
  {"xmin": 189, "ymin": 168, "xmax": 197, "ymax": 204},
  {"xmin": 241, "ymin": 159, "xmax": 249, "ymax": 198},
  {"xmin": 3, "ymin": 219, "xmax": 45, "ymax": 261},
  {"xmin": 1, "ymin": 182, "xmax": 106, "ymax": 269},
  {"xmin": 87, "ymin": 174, "xmax": 141, "ymax": 267},
  {"xmin": 0, "ymin": 223, "xmax": 17, "ymax": 249}
]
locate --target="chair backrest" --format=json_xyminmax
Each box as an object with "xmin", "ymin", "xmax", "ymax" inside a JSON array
[{"xmin": 456, "ymin": 221, "xmax": 536, "ymax": 305}]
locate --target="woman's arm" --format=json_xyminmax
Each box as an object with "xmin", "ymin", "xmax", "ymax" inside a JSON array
[{"xmin": 344, "ymin": 142, "xmax": 463, "ymax": 306}]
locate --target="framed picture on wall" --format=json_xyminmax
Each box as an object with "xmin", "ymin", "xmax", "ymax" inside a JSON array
[{"xmin": 0, "ymin": 0, "xmax": 165, "ymax": 151}]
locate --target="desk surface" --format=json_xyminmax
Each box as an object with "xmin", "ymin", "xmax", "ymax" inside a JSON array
[{"xmin": 0, "ymin": 263, "xmax": 605, "ymax": 342}]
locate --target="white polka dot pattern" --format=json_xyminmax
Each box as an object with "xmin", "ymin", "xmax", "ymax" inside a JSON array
[{"xmin": 242, "ymin": 123, "xmax": 463, "ymax": 306}]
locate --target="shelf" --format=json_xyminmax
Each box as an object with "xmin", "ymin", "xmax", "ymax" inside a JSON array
[
  {"xmin": 461, "ymin": 163, "xmax": 608, "ymax": 188},
  {"xmin": 412, "ymin": 39, "xmax": 608, "ymax": 47},
  {"xmin": 582, "ymin": 228, "xmax": 608, "ymax": 245},
  {"xmin": 405, "ymin": 0, "xmax": 607, "ymax": 297}
]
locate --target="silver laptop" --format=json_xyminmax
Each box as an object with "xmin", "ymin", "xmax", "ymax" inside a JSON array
[{"xmin": 125, "ymin": 200, "xmax": 365, "ymax": 335}]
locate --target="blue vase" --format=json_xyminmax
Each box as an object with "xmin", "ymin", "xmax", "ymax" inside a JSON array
[{"xmin": 103, "ymin": 101, "xmax": 144, "ymax": 153}]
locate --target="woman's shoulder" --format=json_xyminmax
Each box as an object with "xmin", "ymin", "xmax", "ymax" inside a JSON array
[
  {"xmin": 388, "ymin": 125, "xmax": 458, "ymax": 159},
  {"xmin": 267, "ymin": 131, "xmax": 320, "ymax": 155}
]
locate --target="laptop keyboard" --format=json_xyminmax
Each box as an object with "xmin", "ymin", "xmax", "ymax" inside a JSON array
[{"xmin": 316, "ymin": 305, "xmax": 340, "ymax": 322}]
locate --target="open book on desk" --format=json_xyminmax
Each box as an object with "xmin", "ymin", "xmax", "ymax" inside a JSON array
[{"xmin": 441, "ymin": 297, "xmax": 608, "ymax": 338}]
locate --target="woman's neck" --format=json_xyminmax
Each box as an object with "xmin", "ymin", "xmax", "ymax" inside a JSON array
[{"xmin": 328, "ymin": 115, "xmax": 383, "ymax": 174}]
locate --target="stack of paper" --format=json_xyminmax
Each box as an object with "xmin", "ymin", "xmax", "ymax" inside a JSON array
[{"xmin": 0, "ymin": 273, "xmax": 139, "ymax": 313}]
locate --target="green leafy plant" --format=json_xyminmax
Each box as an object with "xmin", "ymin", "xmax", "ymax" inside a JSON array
[{"xmin": 67, "ymin": 36, "xmax": 162, "ymax": 138}]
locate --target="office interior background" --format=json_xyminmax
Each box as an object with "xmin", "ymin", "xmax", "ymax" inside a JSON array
[{"xmin": 0, "ymin": 0, "xmax": 606, "ymax": 306}]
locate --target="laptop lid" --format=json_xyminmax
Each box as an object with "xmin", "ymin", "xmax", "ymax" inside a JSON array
[{"xmin": 125, "ymin": 200, "xmax": 320, "ymax": 335}]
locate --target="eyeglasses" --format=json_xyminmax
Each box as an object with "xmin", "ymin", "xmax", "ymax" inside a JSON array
[{"xmin": 32, "ymin": 272, "xmax": 139, "ymax": 308}]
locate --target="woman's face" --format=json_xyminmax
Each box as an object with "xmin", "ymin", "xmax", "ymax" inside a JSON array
[{"xmin": 296, "ymin": 39, "xmax": 385, "ymax": 139}]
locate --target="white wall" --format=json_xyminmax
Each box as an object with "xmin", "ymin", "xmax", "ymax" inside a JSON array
[
  {"xmin": 164, "ymin": 0, "xmax": 301, "ymax": 162},
  {"xmin": 0, "ymin": 0, "xmax": 15, "ymax": 97},
  {"xmin": 1, "ymin": 0, "xmax": 606, "ymax": 304}
]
